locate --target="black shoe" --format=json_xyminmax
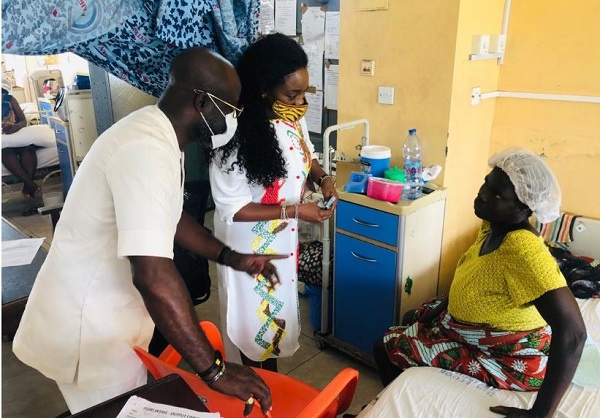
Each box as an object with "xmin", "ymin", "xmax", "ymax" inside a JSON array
[{"xmin": 21, "ymin": 206, "xmax": 39, "ymax": 217}]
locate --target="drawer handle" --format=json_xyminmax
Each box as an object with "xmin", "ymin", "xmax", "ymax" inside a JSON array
[
  {"xmin": 352, "ymin": 217, "xmax": 380, "ymax": 228},
  {"xmin": 351, "ymin": 251, "xmax": 377, "ymax": 263}
]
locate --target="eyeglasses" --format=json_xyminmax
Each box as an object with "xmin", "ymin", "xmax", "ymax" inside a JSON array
[{"xmin": 193, "ymin": 89, "xmax": 244, "ymax": 118}]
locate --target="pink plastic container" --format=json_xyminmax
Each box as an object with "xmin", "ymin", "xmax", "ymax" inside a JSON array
[{"xmin": 366, "ymin": 177, "xmax": 404, "ymax": 203}]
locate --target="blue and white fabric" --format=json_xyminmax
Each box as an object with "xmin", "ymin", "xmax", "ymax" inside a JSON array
[{"xmin": 1, "ymin": 0, "xmax": 260, "ymax": 97}]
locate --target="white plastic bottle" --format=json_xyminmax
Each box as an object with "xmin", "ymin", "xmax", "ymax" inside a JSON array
[{"xmin": 402, "ymin": 128, "xmax": 423, "ymax": 200}]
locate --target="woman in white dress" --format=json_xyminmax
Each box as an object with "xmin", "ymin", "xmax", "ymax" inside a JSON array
[{"xmin": 209, "ymin": 33, "xmax": 338, "ymax": 371}]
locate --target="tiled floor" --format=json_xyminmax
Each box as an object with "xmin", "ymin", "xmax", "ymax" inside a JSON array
[{"xmin": 1, "ymin": 184, "xmax": 382, "ymax": 417}]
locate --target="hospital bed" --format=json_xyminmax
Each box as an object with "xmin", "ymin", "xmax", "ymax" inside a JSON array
[
  {"xmin": 1, "ymin": 146, "xmax": 59, "ymax": 178},
  {"xmin": 2, "ymin": 70, "xmax": 64, "ymax": 181},
  {"xmin": 1, "ymin": 103, "xmax": 59, "ymax": 179},
  {"xmin": 357, "ymin": 216, "xmax": 600, "ymax": 418}
]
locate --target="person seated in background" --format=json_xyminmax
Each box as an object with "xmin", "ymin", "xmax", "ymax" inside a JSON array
[
  {"xmin": 373, "ymin": 147, "xmax": 587, "ymax": 418},
  {"xmin": 2, "ymin": 78, "xmax": 42, "ymax": 199}
]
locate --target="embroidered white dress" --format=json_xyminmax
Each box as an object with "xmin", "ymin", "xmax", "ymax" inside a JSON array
[{"xmin": 210, "ymin": 118, "xmax": 315, "ymax": 362}]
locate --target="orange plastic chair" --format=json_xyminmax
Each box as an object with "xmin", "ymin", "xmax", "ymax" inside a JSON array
[
  {"xmin": 134, "ymin": 321, "xmax": 359, "ymax": 418},
  {"xmin": 158, "ymin": 321, "xmax": 227, "ymax": 365}
]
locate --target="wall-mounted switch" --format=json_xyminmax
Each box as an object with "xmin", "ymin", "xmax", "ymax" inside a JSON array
[
  {"xmin": 471, "ymin": 35, "xmax": 490, "ymax": 54},
  {"xmin": 361, "ymin": 60, "xmax": 375, "ymax": 76},
  {"xmin": 489, "ymin": 34, "xmax": 506, "ymax": 53},
  {"xmin": 378, "ymin": 86, "xmax": 394, "ymax": 105}
]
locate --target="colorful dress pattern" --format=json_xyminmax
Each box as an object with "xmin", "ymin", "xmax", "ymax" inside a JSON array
[
  {"xmin": 384, "ymin": 299, "xmax": 551, "ymax": 391},
  {"xmin": 210, "ymin": 118, "xmax": 314, "ymax": 362}
]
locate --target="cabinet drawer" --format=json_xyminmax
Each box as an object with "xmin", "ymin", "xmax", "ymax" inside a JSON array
[
  {"xmin": 334, "ymin": 233, "xmax": 397, "ymax": 355},
  {"xmin": 336, "ymin": 200, "xmax": 399, "ymax": 246}
]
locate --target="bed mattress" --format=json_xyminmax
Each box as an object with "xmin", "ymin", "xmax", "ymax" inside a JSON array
[{"xmin": 358, "ymin": 298, "xmax": 600, "ymax": 418}]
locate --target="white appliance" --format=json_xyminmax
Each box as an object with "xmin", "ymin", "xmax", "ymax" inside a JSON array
[{"xmin": 64, "ymin": 89, "xmax": 97, "ymax": 161}]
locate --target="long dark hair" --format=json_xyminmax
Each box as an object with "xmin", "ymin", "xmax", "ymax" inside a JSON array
[{"xmin": 212, "ymin": 33, "xmax": 308, "ymax": 187}]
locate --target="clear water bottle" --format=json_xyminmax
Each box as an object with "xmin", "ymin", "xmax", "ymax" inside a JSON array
[{"xmin": 402, "ymin": 128, "xmax": 423, "ymax": 200}]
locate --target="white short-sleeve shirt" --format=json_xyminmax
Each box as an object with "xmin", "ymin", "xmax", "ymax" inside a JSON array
[{"xmin": 13, "ymin": 105, "xmax": 185, "ymax": 388}]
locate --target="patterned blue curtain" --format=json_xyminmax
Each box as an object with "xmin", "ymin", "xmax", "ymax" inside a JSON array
[{"xmin": 1, "ymin": 0, "xmax": 260, "ymax": 97}]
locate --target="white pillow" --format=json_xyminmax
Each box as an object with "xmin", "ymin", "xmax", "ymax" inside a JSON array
[{"xmin": 2, "ymin": 124, "xmax": 56, "ymax": 149}]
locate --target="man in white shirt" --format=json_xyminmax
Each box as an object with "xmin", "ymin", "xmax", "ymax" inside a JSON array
[{"xmin": 13, "ymin": 48, "xmax": 281, "ymax": 415}]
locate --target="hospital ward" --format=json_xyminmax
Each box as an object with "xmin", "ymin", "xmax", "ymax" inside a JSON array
[{"xmin": 2, "ymin": 1, "xmax": 600, "ymax": 417}]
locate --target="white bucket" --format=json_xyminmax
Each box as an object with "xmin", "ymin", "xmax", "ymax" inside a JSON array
[{"xmin": 43, "ymin": 191, "xmax": 64, "ymax": 207}]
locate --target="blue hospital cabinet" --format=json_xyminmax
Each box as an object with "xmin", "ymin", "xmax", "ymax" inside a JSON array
[{"xmin": 332, "ymin": 189, "xmax": 447, "ymax": 357}]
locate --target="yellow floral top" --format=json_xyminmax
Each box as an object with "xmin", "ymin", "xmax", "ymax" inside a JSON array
[{"xmin": 448, "ymin": 221, "xmax": 566, "ymax": 331}]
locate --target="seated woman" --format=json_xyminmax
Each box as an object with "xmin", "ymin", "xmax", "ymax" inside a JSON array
[
  {"xmin": 373, "ymin": 148, "xmax": 587, "ymax": 418},
  {"xmin": 2, "ymin": 78, "xmax": 47, "ymax": 199}
]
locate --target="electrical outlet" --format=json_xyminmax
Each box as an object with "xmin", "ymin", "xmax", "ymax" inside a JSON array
[
  {"xmin": 378, "ymin": 86, "xmax": 394, "ymax": 105},
  {"xmin": 361, "ymin": 60, "xmax": 375, "ymax": 76},
  {"xmin": 471, "ymin": 86, "xmax": 481, "ymax": 106}
]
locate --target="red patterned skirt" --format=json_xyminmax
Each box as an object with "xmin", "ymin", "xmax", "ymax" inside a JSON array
[{"xmin": 383, "ymin": 299, "xmax": 551, "ymax": 391}]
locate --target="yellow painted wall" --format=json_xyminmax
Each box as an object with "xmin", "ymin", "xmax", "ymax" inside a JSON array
[
  {"xmin": 338, "ymin": 1, "xmax": 599, "ymax": 294},
  {"xmin": 337, "ymin": 0, "xmax": 506, "ymax": 293},
  {"xmin": 337, "ymin": 1, "xmax": 460, "ymax": 178},
  {"xmin": 489, "ymin": 0, "xmax": 600, "ymax": 220},
  {"xmin": 438, "ymin": 0, "xmax": 505, "ymax": 293}
]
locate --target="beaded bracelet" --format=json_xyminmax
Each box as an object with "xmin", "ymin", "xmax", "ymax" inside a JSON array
[
  {"xmin": 317, "ymin": 174, "xmax": 333, "ymax": 187},
  {"xmin": 280, "ymin": 204, "xmax": 288, "ymax": 220}
]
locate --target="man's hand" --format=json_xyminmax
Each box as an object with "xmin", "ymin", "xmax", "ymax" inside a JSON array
[
  {"xmin": 210, "ymin": 362, "xmax": 272, "ymax": 415},
  {"xmin": 490, "ymin": 405, "xmax": 540, "ymax": 417},
  {"xmin": 226, "ymin": 252, "xmax": 287, "ymax": 288}
]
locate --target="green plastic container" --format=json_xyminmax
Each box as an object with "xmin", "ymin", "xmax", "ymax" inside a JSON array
[{"xmin": 384, "ymin": 166, "xmax": 405, "ymax": 183}]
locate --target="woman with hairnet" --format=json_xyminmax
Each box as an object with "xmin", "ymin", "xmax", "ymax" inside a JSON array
[{"xmin": 373, "ymin": 148, "xmax": 586, "ymax": 418}]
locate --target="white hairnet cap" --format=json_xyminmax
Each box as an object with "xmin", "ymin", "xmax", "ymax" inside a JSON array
[
  {"xmin": 2, "ymin": 78, "xmax": 11, "ymax": 94},
  {"xmin": 488, "ymin": 147, "xmax": 561, "ymax": 223}
]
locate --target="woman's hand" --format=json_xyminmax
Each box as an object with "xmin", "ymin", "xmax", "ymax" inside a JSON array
[
  {"xmin": 417, "ymin": 296, "xmax": 448, "ymax": 324},
  {"xmin": 2, "ymin": 121, "xmax": 25, "ymax": 135},
  {"xmin": 297, "ymin": 201, "xmax": 333, "ymax": 223},
  {"xmin": 320, "ymin": 177, "xmax": 338, "ymax": 211}
]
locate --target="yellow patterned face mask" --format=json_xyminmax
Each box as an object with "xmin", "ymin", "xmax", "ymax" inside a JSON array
[{"xmin": 272, "ymin": 100, "xmax": 308, "ymax": 122}]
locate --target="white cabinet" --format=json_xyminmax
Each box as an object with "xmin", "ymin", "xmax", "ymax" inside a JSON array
[{"xmin": 65, "ymin": 90, "xmax": 97, "ymax": 161}]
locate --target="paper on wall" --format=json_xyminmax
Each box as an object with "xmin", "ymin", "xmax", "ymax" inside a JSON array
[
  {"xmin": 301, "ymin": 7, "xmax": 325, "ymax": 47},
  {"xmin": 2, "ymin": 237, "xmax": 44, "ymax": 267},
  {"xmin": 259, "ymin": 0, "xmax": 275, "ymax": 35},
  {"xmin": 274, "ymin": 0, "xmax": 297, "ymax": 36},
  {"xmin": 324, "ymin": 64, "xmax": 339, "ymax": 110},
  {"xmin": 304, "ymin": 44, "xmax": 324, "ymax": 90},
  {"xmin": 305, "ymin": 91, "xmax": 324, "ymax": 133},
  {"xmin": 325, "ymin": 12, "xmax": 340, "ymax": 60},
  {"xmin": 116, "ymin": 395, "xmax": 219, "ymax": 418}
]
